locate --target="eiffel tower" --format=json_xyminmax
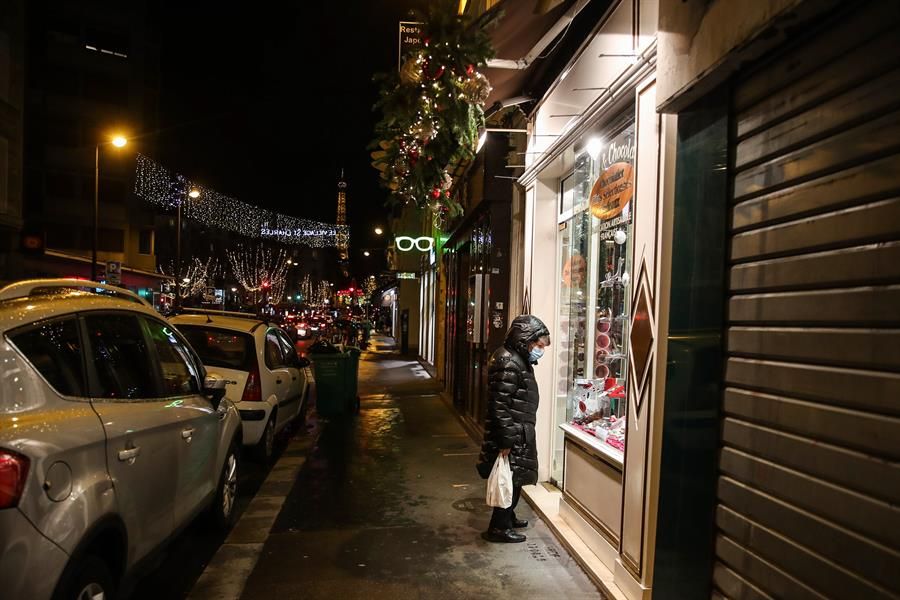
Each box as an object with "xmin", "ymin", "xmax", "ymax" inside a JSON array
[{"xmin": 336, "ymin": 170, "xmax": 349, "ymax": 274}]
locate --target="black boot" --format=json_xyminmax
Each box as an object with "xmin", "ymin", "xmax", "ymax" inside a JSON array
[
  {"xmin": 483, "ymin": 528, "xmax": 526, "ymax": 543},
  {"xmin": 511, "ymin": 517, "xmax": 528, "ymax": 528}
]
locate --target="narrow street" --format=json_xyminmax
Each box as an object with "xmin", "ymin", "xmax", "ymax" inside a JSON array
[{"xmin": 228, "ymin": 336, "xmax": 600, "ymax": 599}]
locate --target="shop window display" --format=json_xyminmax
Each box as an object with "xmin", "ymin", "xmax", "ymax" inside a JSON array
[{"xmin": 554, "ymin": 117, "xmax": 635, "ymax": 465}]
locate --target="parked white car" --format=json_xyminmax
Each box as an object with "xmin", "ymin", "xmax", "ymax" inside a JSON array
[
  {"xmin": 0, "ymin": 280, "xmax": 242, "ymax": 600},
  {"xmin": 170, "ymin": 311, "xmax": 310, "ymax": 461}
]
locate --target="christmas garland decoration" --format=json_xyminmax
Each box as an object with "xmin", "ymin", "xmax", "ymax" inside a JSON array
[
  {"xmin": 371, "ymin": 2, "xmax": 494, "ymax": 228},
  {"xmin": 134, "ymin": 154, "xmax": 348, "ymax": 248}
]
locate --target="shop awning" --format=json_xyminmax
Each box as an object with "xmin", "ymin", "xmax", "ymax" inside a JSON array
[{"xmin": 479, "ymin": 0, "xmax": 576, "ymax": 109}]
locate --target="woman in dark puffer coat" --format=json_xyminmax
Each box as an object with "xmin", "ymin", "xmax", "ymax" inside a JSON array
[{"xmin": 477, "ymin": 314, "xmax": 550, "ymax": 543}]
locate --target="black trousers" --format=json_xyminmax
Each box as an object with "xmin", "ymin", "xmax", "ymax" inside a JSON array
[{"xmin": 488, "ymin": 485, "xmax": 522, "ymax": 530}]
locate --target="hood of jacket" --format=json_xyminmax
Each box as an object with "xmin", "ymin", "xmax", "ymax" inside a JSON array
[{"xmin": 505, "ymin": 314, "xmax": 550, "ymax": 362}]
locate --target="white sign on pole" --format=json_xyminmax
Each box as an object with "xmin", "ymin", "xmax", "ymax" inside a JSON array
[{"xmin": 106, "ymin": 261, "xmax": 121, "ymax": 284}]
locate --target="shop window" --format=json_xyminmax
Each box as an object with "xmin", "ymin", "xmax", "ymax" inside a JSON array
[{"xmin": 553, "ymin": 116, "xmax": 636, "ymax": 467}]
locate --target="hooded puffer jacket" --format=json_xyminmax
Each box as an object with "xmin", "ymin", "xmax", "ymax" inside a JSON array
[{"xmin": 477, "ymin": 314, "xmax": 550, "ymax": 487}]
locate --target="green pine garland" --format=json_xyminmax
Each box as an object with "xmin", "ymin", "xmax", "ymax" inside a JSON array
[{"xmin": 371, "ymin": 2, "xmax": 494, "ymax": 227}]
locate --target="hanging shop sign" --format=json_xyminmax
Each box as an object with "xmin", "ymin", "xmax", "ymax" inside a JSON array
[
  {"xmin": 397, "ymin": 272, "xmax": 418, "ymax": 279},
  {"xmin": 589, "ymin": 162, "xmax": 634, "ymax": 223},
  {"xmin": 590, "ymin": 131, "xmax": 636, "ymax": 229},
  {"xmin": 398, "ymin": 21, "xmax": 425, "ymax": 69},
  {"xmin": 395, "ymin": 236, "xmax": 434, "ymax": 252}
]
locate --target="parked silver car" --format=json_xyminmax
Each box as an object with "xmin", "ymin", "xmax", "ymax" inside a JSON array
[{"xmin": 0, "ymin": 281, "xmax": 242, "ymax": 600}]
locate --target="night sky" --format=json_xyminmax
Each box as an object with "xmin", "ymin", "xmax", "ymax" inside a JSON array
[{"xmin": 155, "ymin": 1, "xmax": 426, "ymax": 278}]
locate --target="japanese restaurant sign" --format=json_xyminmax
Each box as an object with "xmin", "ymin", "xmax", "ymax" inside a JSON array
[{"xmin": 398, "ymin": 21, "xmax": 424, "ymax": 69}]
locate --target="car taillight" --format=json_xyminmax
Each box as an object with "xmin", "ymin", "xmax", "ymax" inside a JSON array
[
  {"xmin": 241, "ymin": 365, "xmax": 263, "ymax": 402},
  {"xmin": 0, "ymin": 450, "xmax": 30, "ymax": 509}
]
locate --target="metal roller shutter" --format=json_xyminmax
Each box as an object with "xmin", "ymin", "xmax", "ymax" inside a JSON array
[{"xmin": 714, "ymin": 2, "xmax": 900, "ymax": 598}]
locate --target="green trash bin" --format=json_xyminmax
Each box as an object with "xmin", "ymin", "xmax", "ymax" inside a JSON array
[{"xmin": 311, "ymin": 348, "xmax": 361, "ymax": 417}]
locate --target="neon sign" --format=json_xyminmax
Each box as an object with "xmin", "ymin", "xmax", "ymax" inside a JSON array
[{"xmin": 395, "ymin": 236, "xmax": 434, "ymax": 252}]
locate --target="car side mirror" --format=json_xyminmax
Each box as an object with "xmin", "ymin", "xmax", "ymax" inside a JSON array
[{"xmin": 203, "ymin": 373, "xmax": 229, "ymax": 408}]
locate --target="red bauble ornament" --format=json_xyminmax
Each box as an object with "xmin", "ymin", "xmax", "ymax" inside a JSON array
[
  {"xmin": 431, "ymin": 188, "xmax": 441, "ymax": 199},
  {"xmin": 432, "ymin": 65, "xmax": 445, "ymax": 80},
  {"xmin": 444, "ymin": 190, "xmax": 450, "ymax": 198},
  {"xmin": 466, "ymin": 64, "xmax": 474, "ymax": 76}
]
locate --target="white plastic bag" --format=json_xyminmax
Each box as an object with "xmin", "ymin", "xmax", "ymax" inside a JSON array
[{"xmin": 486, "ymin": 454, "xmax": 513, "ymax": 508}]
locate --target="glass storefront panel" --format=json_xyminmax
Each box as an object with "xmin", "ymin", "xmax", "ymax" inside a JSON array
[{"xmin": 552, "ymin": 114, "xmax": 636, "ymax": 473}]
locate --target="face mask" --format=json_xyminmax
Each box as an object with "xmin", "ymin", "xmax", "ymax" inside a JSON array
[{"xmin": 529, "ymin": 346, "xmax": 544, "ymax": 363}]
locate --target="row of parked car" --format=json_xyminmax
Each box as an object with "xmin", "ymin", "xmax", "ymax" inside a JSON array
[{"xmin": 0, "ymin": 279, "xmax": 312, "ymax": 600}]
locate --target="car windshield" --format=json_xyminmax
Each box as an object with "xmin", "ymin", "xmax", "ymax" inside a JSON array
[{"xmin": 176, "ymin": 325, "xmax": 254, "ymax": 371}]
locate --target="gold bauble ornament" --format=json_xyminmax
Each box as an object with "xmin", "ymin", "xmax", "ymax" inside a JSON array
[
  {"xmin": 463, "ymin": 71, "xmax": 492, "ymax": 105},
  {"xmin": 400, "ymin": 55, "xmax": 424, "ymax": 85}
]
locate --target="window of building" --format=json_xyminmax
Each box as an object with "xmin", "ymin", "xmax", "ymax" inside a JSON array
[
  {"xmin": 9, "ymin": 317, "xmax": 86, "ymax": 397},
  {"xmin": 44, "ymin": 67, "xmax": 80, "ymax": 98},
  {"xmin": 98, "ymin": 178, "xmax": 127, "ymax": 204},
  {"xmin": 84, "ymin": 27, "xmax": 129, "ymax": 58},
  {"xmin": 45, "ymin": 172, "xmax": 76, "ymax": 198},
  {"xmin": 138, "ymin": 229, "xmax": 153, "ymax": 255},
  {"xmin": 98, "ymin": 228, "xmax": 125, "ymax": 252},
  {"xmin": 46, "ymin": 223, "xmax": 79, "ymax": 250},
  {"xmin": 553, "ymin": 113, "xmax": 636, "ymax": 471},
  {"xmin": 84, "ymin": 313, "xmax": 157, "ymax": 399},
  {"xmin": 82, "ymin": 71, "xmax": 129, "ymax": 106}
]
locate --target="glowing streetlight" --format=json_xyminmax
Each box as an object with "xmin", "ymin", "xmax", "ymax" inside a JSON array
[
  {"xmin": 374, "ymin": 227, "xmax": 383, "ymax": 235},
  {"xmin": 92, "ymin": 134, "xmax": 129, "ymax": 281},
  {"xmin": 363, "ymin": 250, "xmax": 371, "ymax": 257},
  {"xmin": 176, "ymin": 186, "xmax": 201, "ymax": 307}
]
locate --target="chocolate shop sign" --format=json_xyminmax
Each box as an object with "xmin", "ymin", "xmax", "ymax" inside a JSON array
[{"xmin": 589, "ymin": 135, "xmax": 635, "ymax": 229}]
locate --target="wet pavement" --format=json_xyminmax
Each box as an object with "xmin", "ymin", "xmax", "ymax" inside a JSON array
[{"xmin": 239, "ymin": 337, "xmax": 600, "ymax": 599}]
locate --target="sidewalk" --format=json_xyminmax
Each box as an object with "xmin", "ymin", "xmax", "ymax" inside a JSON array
[{"xmin": 238, "ymin": 337, "xmax": 602, "ymax": 599}]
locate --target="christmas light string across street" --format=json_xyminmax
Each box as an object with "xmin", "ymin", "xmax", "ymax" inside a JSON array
[{"xmin": 133, "ymin": 154, "xmax": 348, "ymax": 247}]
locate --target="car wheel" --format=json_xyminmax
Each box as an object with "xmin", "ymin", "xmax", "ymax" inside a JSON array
[
  {"xmin": 54, "ymin": 555, "xmax": 115, "ymax": 600},
  {"xmin": 208, "ymin": 442, "xmax": 239, "ymax": 530},
  {"xmin": 254, "ymin": 413, "xmax": 276, "ymax": 462}
]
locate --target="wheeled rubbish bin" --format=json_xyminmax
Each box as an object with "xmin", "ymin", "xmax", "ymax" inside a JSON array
[{"xmin": 311, "ymin": 346, "xmax": 361, "ymax": 417}]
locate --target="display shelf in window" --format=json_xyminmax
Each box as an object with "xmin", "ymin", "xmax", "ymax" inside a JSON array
[{"xmin": 554, "ymin": 116, "xmax": 636, "ymax": 460}]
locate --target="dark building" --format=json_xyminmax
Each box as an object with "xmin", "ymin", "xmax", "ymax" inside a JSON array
[
  {"xmin": 21, "ymin": 0, "xmax": 165, "ymax": 291},
  {"xmin": 0, "ymin": 0, "xmax": 25, "ymax": 283}
]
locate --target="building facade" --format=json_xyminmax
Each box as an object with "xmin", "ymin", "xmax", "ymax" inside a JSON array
[
  {"xmin": 21, "ymin": 0, "xmax": 164, "ymax": 291},
  {"xmin": 0, "ymin": 0, "xmax": 25, "ymax": 284},
  {"xmin": 505, "ymin": 0, "xmax": 899, "ymax": 598}
]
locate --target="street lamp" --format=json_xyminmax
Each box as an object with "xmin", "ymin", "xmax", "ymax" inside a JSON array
[
  {"xmin": 175, "ymin": 186, "xmax": 201, "ymax": 308},
  {"xmin": 374, "ymin": 227, "xmax": 383, "ymax": 235},
  {"xmin": 363, "ymin": 250, "xmax": 371, "ymax": 257},
  {"xmin": 92, "ymin": 134, "xmax": 128, "ymax": 281}
]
